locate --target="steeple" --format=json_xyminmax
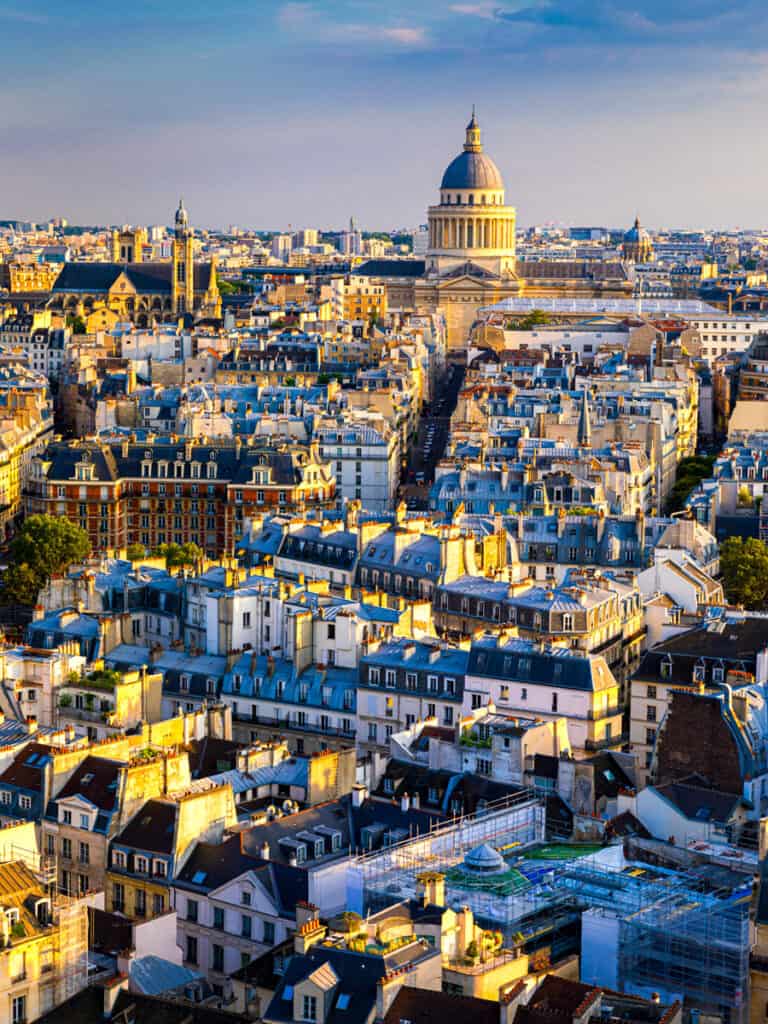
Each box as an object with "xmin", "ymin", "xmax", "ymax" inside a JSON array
[
  {"xmin": 464, "ymin": 107, "xmax": 482, "ymax": 153},
  {"xmin": 577, "ymin": 388, "xmax": 592, "ymax": 447}
]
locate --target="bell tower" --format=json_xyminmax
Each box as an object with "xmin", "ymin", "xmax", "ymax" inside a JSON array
[{"xmin": 172, "ymin": 198, "xmax": 194, "ymax": 316}]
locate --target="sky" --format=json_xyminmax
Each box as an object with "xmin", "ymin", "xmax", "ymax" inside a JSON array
[{"xmin": 2, "ymin": 0, "xmax": 768, "ymax": 230}]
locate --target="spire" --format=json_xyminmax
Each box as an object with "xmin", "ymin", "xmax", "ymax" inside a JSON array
[
  {"xmin": 634, "ymin": 214, "xmax": 640, "ymax": 229},
  {"xmin": 464, "ymin": 108, "xmax": 481, "ymax": 153},
  {"xmin": 578, "ymin": 388, "xmax": 592, "ymax": 447}
]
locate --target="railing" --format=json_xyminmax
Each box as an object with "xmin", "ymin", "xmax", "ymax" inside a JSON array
[
  {"xmin": 234, "ymin": 713, "xmax": 355, "ymax": 738},
  {"xmin": 586, "ymin": 706, "xmax": 623, "ymax": 721},
  {"xmin": 584, "ymin": 731, "xmax": 628, "ymax": 751}
]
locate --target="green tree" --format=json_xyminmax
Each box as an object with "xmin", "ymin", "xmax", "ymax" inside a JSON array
[
  {"xmin": 666, "ymin": 455, "xmax": 716, "ymax": 513},
  {"xmin": 509, "ymin": 310, "xmax": 552, "ymax": 331},
  {"xmin": 66, "ymin": 314, "xmax": 87, "ymax": 334},
  {"xmin": 152, "ymin": 542, "xmax": 203, "ymax": 569},
  {"xmin": 719, "ymin": 536, "xmax": 768, "ymax": 609},
  {"xmin": 3, "ymin": 515, "xmax": 90, "ymax": 605},
  {"xmin": 126, "ymin": 543, "xmax": 146, "ymax": 562},
  {"xmin": 216, "ymin": 275, "xmax": 238, "ymax": 295}
]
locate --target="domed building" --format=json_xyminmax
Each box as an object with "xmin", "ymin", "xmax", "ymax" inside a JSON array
[
  {"xmin": 622, "ymin": 216, "xmax": 654, "ymax": 263},
  {"xmin": 357, "ymin": 112, "xmax": 634, "ymax": 351},
  {"xmin": 426, "ymin": 111, "xmax": 517, "ymax": 278}
]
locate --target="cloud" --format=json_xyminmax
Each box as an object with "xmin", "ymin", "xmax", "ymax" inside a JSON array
[
  {"xmin": 381, "ymin": 26, "xmax": 427, "ymax": 45},
  {"xmin": 449, "ymin": 2, "xmax": 500, "ymax": 17},
  {"xmin": 276, "ymin": 4, "xmax": 427, "ymax": 48}
]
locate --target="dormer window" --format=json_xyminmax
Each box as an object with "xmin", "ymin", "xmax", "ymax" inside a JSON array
[
  {"xmin": 713, "ymin": 665, "xmax": 725, "ymax": 684},
  {"xmin": 693, "ymin": 662, "xmax": 705, "ymax": 684},
  {"xmin": 180, "ymin": 675, "xmax": 190, "ymax": 692},
  {"xmin": 660, "ymin": 658, "xmax": 672, "ymax": 680}
]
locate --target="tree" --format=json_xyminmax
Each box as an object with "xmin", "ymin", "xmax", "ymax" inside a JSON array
[
  {"xmin": 3, "ymin": 515, "xmax": 90, "ymax": 605},
  {"xmin": 152, "ymin": 542, "xmax": 203, "ymax": 569},
  {"xmin": 508, "ymin": 310, "xmax": 552, "ymax": 331},
  {"xmin": 126, "ymin": 543, "xmax": 146, "ymax": 562},
  {"xmin": 667, "ymin": 455, "xmax": 716, "ymax": 513},
  {"xmin": 65, "ymin": 314, "xmax": 87, "ymax": 334},
  {"xmin": 719, "ymin": 536, "xmax": 768, "ymax": 610}
]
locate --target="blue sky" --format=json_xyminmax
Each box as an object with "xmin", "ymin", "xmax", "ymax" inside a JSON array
[{"xmin": 1, "ymin": 1, "xmax": 766, "ymax": 229}]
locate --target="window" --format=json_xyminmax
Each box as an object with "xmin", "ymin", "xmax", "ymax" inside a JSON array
[
  {"xmin": 552, "ymin": 693, "xmax": 558, "ymax": 712},
  {"xmin": 80, "ymin": 812, "xmax": 89, "ymax": 829},
  {"xmin": 241, "ymin": 914, "xmax": 252, "ymax": 938},
  {"xmin": 61, "ymin": 838, "xmax": 72, "ymax": 860},
  {"xmin": 368, "ymin": 723, "xmax": 377, "ymax": 742},
  {"xmin": 79, "ymin": 842, "xmax": 89, "ymax": 865},
  {"xmin": 19, "ymin": 795, "xmax": 31, "ymax": 811},
  {"xmin": 243, "ymin": 611, "xmax": 251, "ymax": 628},
  {"xmin": 214, "ymin": 906, "xmax": 224, "ymax": 930},
  {"xmin": 477, "ymin": 758, "xmax": 492, "ymax": 776},
  {"xmin": 646, "ymin": 727, "xmax": 656, "ymax": 745},
  {"xmin": 646, "ymin": 705, "xmax": 657, "ymax": 722},
  {"xmin": 135, "ymin": 855, "xmax": 148, "ymax": 874},
  {"xmin": 12, "ymin": 996, "xmax": 25, "ymax": 1024},
  {"xmin": 212, "ymin": 944, "xmax": 224, "ymax": 972},
  {"xmin": 647, "ymin": 685, "xmax": 657, "ymax": 699},
  {"xmin": 113, "ymin": 882, "xmax": 125, "ymax": 913},
  {"xmin": 186, "ymin": 935, "xmax": 198, "ymax": 965},
  {"xmin": 241, "ymin": 889, "xmax": 251, "ymax": 906},
  {"xmin": 303, "ymin": 995, "xmax": 318, "ymax": 1022},
  {"xmin": 153, "ymin": 893, "xmax": 164, "ymax": 916},
  {"xmin": 154, "ymin": 860, "xmax": 167, "ymax": 877},
  {"xmin": 187, "ymin": 898, "xmax": 198, "ymax": 923},
  {"xmin": 471, "ymin": 694, "xmax": 482, "ymax": 710},
  {"xmin": 135, "ymin": 889, "xmax": 146, "ymax": 917},
  {"xmin": 263, "ymin": 920, "xmax": 275, "ymax": 944}
]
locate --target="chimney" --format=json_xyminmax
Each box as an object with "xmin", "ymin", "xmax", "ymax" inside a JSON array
[
  {"xmin": 417, "ymin": 871, "xmax": 445, "ymax": 908},
  {"xmin": 400, "ymin": 792, "xmax": 410, "ymax": 812},
  {"xmin": 260, "ymin": 841, "xmax": 270, "ymax": 860},
  {"xmin": 103, "ymin": 975, "xmax": 130, "ymax": 1017},
  {"xmin": 351, "ymin": 784, "xmax": 368, "ymax": 808}
]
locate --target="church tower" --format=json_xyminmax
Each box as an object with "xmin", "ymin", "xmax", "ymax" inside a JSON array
[{"xmin": 172, "ymin": 199, "xmax": 194, "ymax": 316}]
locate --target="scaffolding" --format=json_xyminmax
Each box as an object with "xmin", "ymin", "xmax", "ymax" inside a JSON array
[
  {"xmin": 53, "ymin": 894, "xmax": 89, "ymax": 1006},
  {"xmin": 352, "ymin": 805, "xmax": 752, "ymax": 1024}
]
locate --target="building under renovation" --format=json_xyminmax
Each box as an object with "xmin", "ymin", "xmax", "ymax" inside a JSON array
[{"xmin": 348, "ymin": 793, "xmax": 751, "ymax": 1024}]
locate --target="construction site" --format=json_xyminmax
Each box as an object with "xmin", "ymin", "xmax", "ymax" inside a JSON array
[
  {"xmin": 0, "ymin": 834, "xmax": 90, "ymax": 1019},
  {"xmin": 348, "ymin": 793, "xmax": 752, "ymax": 1024}
]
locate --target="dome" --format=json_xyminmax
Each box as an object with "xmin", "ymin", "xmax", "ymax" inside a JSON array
[
  {"xmin": 440, "ymin": 111, "xmax": 504, "ymax": 191},
  {"xmin": 624, "ymin": 216, "xmax": 649, "ymax": 243},
  {"xmin": 463, "ymin": 843, "xmax": 507, "ymax": 874},
  {"xmin": 441, "ymin": 151, "xmax": 504, "ymax": 191}
]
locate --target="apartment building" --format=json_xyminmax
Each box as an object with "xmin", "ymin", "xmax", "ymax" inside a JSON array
[{"xmin": 25, "ymin": 437, "xmax": 335, "ymax": 557}]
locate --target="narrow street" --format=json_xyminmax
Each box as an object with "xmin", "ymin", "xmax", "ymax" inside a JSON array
[{"xmin": 400, "ymin": 363, "xmax": 465, "ymax": 510}]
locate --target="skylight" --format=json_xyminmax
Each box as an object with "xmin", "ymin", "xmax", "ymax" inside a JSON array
[
  {"xmin": 337, "ymin": 994, "xmax": 351, "ymax": 1010},
  {"xmin": 192, "ymin": 870, "xmax": 207, "ymax": 884}
]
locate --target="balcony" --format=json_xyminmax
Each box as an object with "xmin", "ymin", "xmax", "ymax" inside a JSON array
[
  {"xmin": 235, "ymin": 712, "xmax": 355, "ymax": 738},
  {"xmin": 584, "ymin": 731, "xmax": 628, "ymax": 752}
]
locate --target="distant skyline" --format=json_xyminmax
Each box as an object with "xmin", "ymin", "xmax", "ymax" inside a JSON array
[{"xmin": 4, "ymin": 1, "xmax": 768, "ymax": 230}]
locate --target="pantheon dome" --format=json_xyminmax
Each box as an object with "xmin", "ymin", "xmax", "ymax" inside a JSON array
[
  {"xmin": 440, "ymin": 113, "xmax": 504, "ymax": 191},
  {"xmin": 426, "ymin": 112, "xmax": 516, "ymax": 278}
]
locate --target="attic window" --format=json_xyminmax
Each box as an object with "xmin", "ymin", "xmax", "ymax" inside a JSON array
[
  {"xmin": 283, "ymin": 986, "xmax": 294, "ymax": 1001},
  {"xmin": 81, "ymin": 773, "xmax": 94, "ymax": 785}
]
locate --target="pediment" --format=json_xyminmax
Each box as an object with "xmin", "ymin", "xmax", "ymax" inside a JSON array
[{"xmin": 108, "ymin": 271, "xmax": 137, "ymax": 296}]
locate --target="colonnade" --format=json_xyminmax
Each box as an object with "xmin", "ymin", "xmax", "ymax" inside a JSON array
[{"xmin": 428, "ymin": 214, "xmax": 515, "ymax": 251}]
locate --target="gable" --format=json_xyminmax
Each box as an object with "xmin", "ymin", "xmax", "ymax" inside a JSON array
[
  {"xmin": 107, "ymin": 271, "xmax": 137, "ymax": 297},
  {"xmin": 209, "ymin": 868, "xmax": 279, "ymax": 914}
]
